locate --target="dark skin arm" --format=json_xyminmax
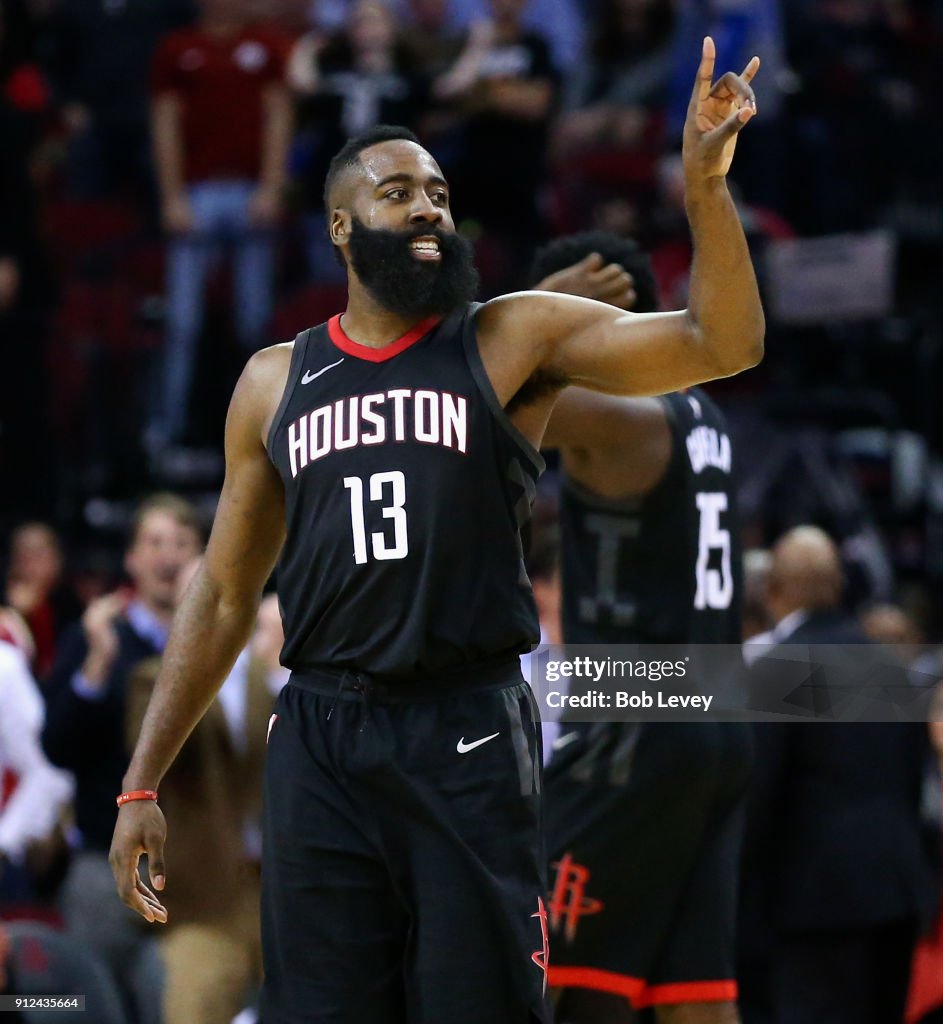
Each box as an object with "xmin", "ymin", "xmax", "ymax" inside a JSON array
[
  {"xmin": 542, "ymin": 390, "xmax": 672, "ymax": 500},
  {"xmin": 333, "ymin": 40, "xmax": 760, "ymax": 430},
  {"xmin": 331, "ymin": 40, "xmax": 761, "ymax": 481},
  {"xmin": 109, "ymin": 344, "xmax": 292, "ymax": 924},
  {"xmin": 533, "ymin": 246, "xmax": 672, "ymax": 499},
  {"xmin": 480, "ymin": 39, "xmax": 764, "ymax": 450}
]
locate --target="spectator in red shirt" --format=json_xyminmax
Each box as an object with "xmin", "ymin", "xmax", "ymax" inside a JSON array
[{"xmin": 149, "ymin": 0, "xmax": 292, "ymax": 450}]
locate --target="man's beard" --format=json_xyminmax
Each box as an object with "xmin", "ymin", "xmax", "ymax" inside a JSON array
[{"xmin": 347, "ymin": 217, "xmax": 479, "ymax": 318}]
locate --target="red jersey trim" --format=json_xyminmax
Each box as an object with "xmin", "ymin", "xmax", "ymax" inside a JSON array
[
  {"xmin": 635, "ymin": 980, "xmax": 738, "ymax": 1008},
  {"xmin": 548, "ymin": 967, "xmax": 645, "ymax": 1001},
  {"xmin": 328, "ymin": 314, "xmax": 441, "ymax": 363},
  {"xmin": 548, "ymin": 967, "xmax": 737, "ymax": 1009}
]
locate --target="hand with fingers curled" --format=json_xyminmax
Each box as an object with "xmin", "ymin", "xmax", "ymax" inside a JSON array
[
  {"xmin": 109, "ymin": 799, "xmax": 169, "ymax": 925},
  {"xmin": 683, "ymin": 36, "xmax": 760, "ymax": 183},
  {"xmin": 536, "ymin": 252, "xmax": 637, "ymax": 311}
]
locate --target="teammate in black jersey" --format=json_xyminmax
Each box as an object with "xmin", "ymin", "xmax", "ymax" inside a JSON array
[
  {"xmin": 110, "ymin": 39, "xmax": 763, "ymax": 1024},
  {"xmin": 533, "ymin": 232, "xmax": 750, "ymax": 1024}
]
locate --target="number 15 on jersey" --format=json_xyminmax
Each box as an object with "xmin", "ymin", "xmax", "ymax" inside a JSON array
[{"xmin": 694, "ymin": 491, "xmax": 733, "ymax": 610}]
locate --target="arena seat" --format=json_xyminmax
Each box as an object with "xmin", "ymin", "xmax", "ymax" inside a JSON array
[{"xmin": 3, "ymin": 921, "xmax": 127, "ymax": 1024}]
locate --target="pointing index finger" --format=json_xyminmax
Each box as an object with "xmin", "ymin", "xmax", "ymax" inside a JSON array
[{"xmin": 697, "ymin": 36, "xmax": 716, "ymax": 102}]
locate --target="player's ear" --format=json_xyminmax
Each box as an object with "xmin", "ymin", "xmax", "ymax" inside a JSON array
[{"xmin": 330, "ymin": 209, "xmax": 351, "ymax": 248}]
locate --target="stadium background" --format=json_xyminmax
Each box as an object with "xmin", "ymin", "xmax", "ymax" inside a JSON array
[{"xmin": 1, "ymin": 0, "xmax": 942, "ymax": 1020}]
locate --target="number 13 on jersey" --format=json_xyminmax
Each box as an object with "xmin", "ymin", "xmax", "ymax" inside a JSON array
[{"xmin": 344, "ymin": 472, "xmax": 409, "ymax": 564}]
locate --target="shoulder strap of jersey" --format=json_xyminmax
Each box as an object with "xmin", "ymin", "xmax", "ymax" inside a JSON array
[
  {"xmin": 647, "ymin": 391, "xmax": 690, "ymax": 493},
  {"xmin": 660, "ymin": 390, "xmax": 694, "ymax": 429},
  {"xmin": 265, "ymin": 328, "xmax": 315, "ymax": 455}
]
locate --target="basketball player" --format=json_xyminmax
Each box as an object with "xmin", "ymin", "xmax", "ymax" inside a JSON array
[
  {"xmin": 109, "ymin": 39, "xmax": 763, "ymax": 1024},
  {"xmin": 532, "ymin": 232, "xmax": 750, "ymax": 1024}
]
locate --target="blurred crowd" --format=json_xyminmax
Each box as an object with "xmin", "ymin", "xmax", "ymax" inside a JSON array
[
  {"xmin": 0, "ymin": 496, "xmax": 287, "ymax": 1022},
  {"xmin": 2, "ymin": 0, "xmax": 943, "ymax": 1019}
]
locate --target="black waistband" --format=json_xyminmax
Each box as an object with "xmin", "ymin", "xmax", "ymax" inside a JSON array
[{"xmin": 287, "ymin": 654, "xmax": 524, "ymax": 703}]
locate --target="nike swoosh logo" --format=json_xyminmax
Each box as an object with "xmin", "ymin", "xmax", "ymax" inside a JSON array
[
  {"xmin": 302, "ymin": 358, "xmax": 344, "ymax": 384},
  {"xmin": 457, "ymin": 732, "xmax": 500, "ymax": 754},
  {"xmin": 551, "ymin": 732, "xmax": 579, "ymax": 752}
]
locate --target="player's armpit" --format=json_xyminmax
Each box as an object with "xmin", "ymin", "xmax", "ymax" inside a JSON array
[
  {"xmin": 544, "ymin": 389, "xmax": 673, "ymax": 499},
  {"xmin": 543, "ymin": 388, "xmax": 664, "ymax": 451}
]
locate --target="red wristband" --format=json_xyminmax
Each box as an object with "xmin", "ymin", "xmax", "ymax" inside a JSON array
[{"xmin": 116, "ymin": 789, "xmax": 159, "ymax": 807}]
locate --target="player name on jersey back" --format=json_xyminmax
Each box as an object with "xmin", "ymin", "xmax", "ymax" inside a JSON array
[
  {"xmin": 560, "ymin": 388, "xmax": 742, "ymax": 646},
  {"xmin": 287, "ymin": 389, "xmax": 469, "ymax": 477},
  {"xmin": 686, "ymin": 424, "xmax": 732, "ymax": 475}
]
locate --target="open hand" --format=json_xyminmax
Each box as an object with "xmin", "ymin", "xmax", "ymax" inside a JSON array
[{"xmin": 683, "ymin": 37, "xmax": 759, "ymax": 182}]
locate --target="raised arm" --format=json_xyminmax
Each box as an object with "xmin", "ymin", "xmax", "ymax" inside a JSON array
[
  {"xmin": 109, "ymin": 346, "xmax": 290, "ymax": 923},
  {"xmin": 478, "ymin": 38, "xmax": 764, "ymax": 407}
]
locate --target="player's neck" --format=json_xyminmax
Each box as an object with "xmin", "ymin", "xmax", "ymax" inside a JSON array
[{"xmin": 341, "ymin": 282, "xmax": 435, "ymax": 349}]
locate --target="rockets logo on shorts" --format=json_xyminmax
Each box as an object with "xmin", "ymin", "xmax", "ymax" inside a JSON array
[
  {"xmin": 548, "ymin": 852, "xmax": 604, "ymax": 943},
  {"xmin": 532, "ymin": 896, "xmax": 549, "ymax": 992}
]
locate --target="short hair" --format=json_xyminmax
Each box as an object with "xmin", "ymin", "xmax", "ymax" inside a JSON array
[
  {"xmin": 530, "ymin": 231, "xmax": 660, "ymax": 315},
  {"xmin": 129, "ymin": 493, "xmax": 202, "ymax": 550},
  {"xmin": 323, "ymin": 125, "xmax": 423, "ymax": 213}
]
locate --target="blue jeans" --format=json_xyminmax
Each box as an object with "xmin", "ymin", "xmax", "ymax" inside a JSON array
[{"xmin": 158, "ymin": 180, "xmax": 274, "ymax": 444}]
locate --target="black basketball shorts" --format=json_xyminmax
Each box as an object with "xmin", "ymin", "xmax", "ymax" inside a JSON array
[
  {"xmin": 543, "ymin": 722, "xmax": 752, "ymax": 1010},
  {"xmin": 259, "ymin": 662, "xmax": 553, "ymax": 1024}
]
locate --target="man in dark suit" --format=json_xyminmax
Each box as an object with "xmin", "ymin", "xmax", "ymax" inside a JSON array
[{"xmin": 739, "ymin": 526, "xmax": 937, "ymax": 1024}]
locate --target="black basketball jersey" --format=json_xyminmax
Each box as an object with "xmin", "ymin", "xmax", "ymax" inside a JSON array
[
  {"xmin": 266, "ymin": 304, "xmax": 543, "ymax": 678},
  {"xmin": 560, "ymin": 388, "xmax": 741, "ymax": 645}
]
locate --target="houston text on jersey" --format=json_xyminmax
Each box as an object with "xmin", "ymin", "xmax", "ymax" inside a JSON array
[{"xmin": 286, "ymin": 389, "xmax": 469, "ymax": 477}]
